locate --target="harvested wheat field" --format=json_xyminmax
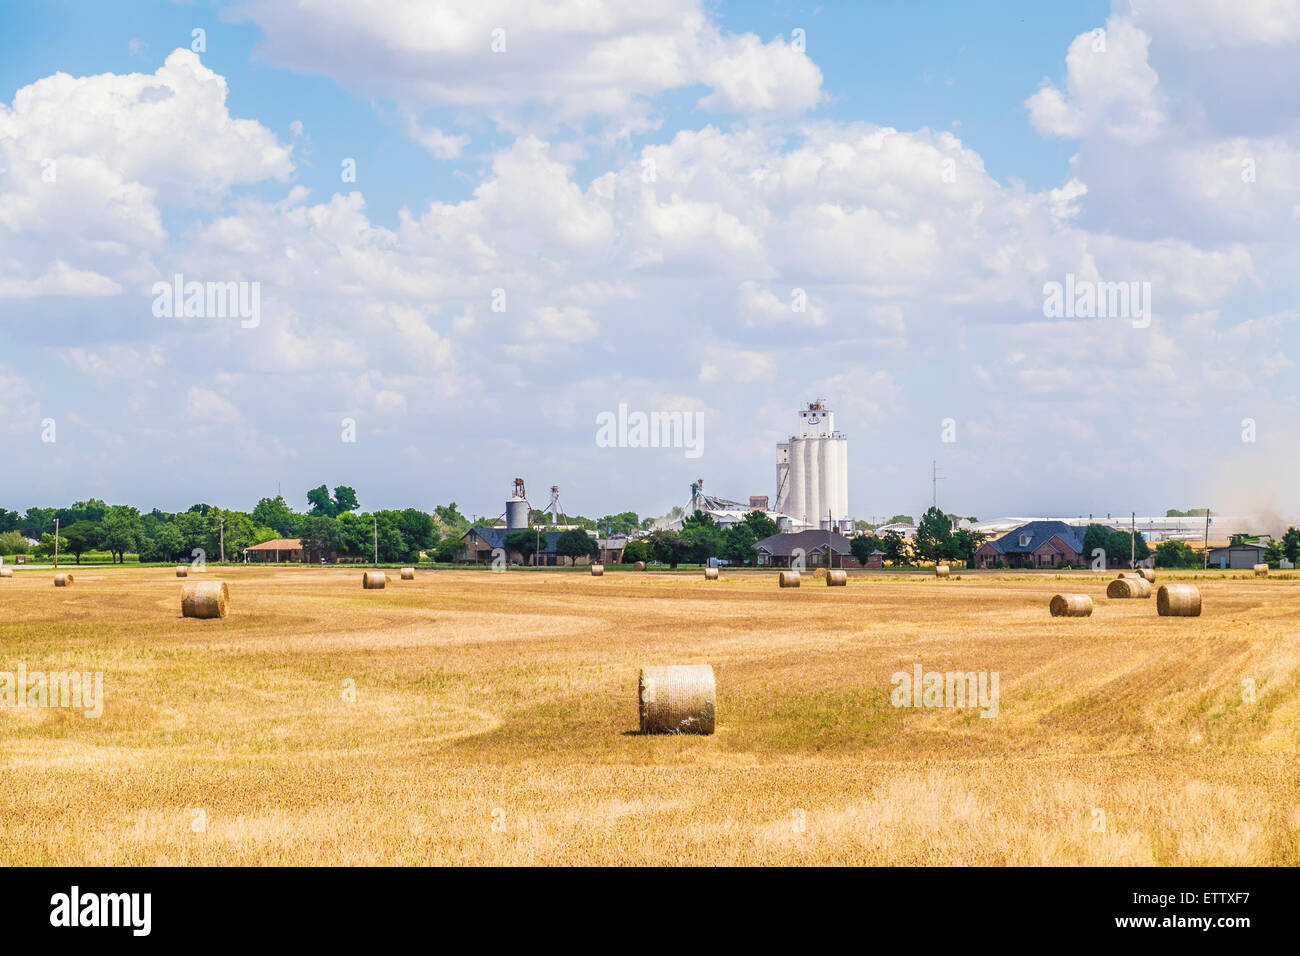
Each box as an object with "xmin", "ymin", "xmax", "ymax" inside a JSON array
[{"xmin": 1, "ymin": 565, "xmax": 1298, "ymax": 866}]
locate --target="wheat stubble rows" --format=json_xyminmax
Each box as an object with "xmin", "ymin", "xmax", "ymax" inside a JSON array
[{"xmin": 1, "ymin": 567, "xmax": 1297, "ymax": 864}]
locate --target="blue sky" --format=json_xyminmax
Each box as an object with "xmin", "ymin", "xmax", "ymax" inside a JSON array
[{"xmin": 1, "ymin": 0, "xmax": 1297, "ymax": 526}]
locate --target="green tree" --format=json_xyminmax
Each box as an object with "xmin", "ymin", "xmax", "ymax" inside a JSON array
[
  {"xmin": 646, "ymin": 530, "xmax": 690, "ymax": 569},
  {"xmin": 680, "ymin": 511, "xmax": 725, "ymax": 564},
  {"xmin": 397, "ymin": 509, "xmax": 437, "ymax": 555},
  {"xmin": 372, "ymin": 511, "xmax": 410, "ymax": 562},
  {"xmin": 433, "ymin": 537, "xmax": 463, "ymax": 563},
  {"xmin": 62, "ymin": 520, "xmax": 102, "ymax": 564},
  {"xmin": 721, "ymin": 524, "xmax": 757, "ymax": 566},
  {"xmin": 742, "ymin": 510, "xmax": 779, "ymax": 541},
  {"xmin": 1264, "ymin": 541, "xmax": 1283, "ymax": 567},
  {"xmin": 144, "ymin": 523, "xmax": 185, "ymax": 563},
  {"xmin": 1154, "ymin": 540, "xmax": 1198, "ymax": 569},
  {"xmin": 947, "ymin": 528, "xmax": 987, "ymax": 565},
  {"xmin": 880, "ymin": 529, "xmax": 908, "ymax": 566},
  {"xmin": 0, "ymin": 509, "xmax": 21, "ymax": 533},
  {"xmin": 100, "ymin": 505, "xmax": 143, "ymax": 563},
  {"xmin": 887, "ymin": 514, "xmax": 914, "ymax": 526},
  {"xmin": 333, "ymin": 486, "xmax": 360, "ymax": 514},
  {"xmin": 34, "ymin": 531, "xmax": 68, "ymax": 558},
  {"xmin": 555, "ymin": 529, "xmax": 599, "ymax": 565},
  {"xmin": 850, "ymin": 534, "xmax": 883, "ymax": 565},
  {"xmin": 251, "ymin": 495, "xmax": 298, "ymax": 536},
  {"xmin": 1, "ymin": 530, "xmax": 29, "ymax": 555},
  {"xmin": 298, "ymin": 516, "xmax": 344, "ymax": 562},
  {"xmin": 623, "ymin": 539, "xmax": 650, "ymax": 565},
  {"xmin": 1282, "ymin": 527, "xmax": 1300, "ymax": 564},
  {"xmin": 914, "ymin": 506, "xmax": 953, "ymax": 562},
  {"xmin": 597, "ymin": 512, "xmax": 640, "ymax": 535},
  {"xmin": 433, "ymin": 502, "xmax": 470, "ymax": 538},
  {"xmin": 306, "ymin": 485, "xmax": 336, "ymax": 518},
  {"xmin": 21, "ymin": 507, "xmax": 56, "ymax": 540},
  {"xmin": 504, "ymin": 530, "xmax": 539, "ymax": 564}
]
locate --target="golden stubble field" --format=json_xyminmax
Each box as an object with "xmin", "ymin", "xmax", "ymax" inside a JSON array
[{"xmin": 1, "ymin": 565, "xmax": 1298, "ymax": 866}]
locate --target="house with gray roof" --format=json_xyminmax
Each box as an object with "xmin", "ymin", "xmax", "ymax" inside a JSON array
[
  {"xmin": 974, "ymin": 520, "xmax": 1087, "ymax": 569},
  {"xmin": 755, "ymin": 529, "xmax": 857, "ymax": 568}
]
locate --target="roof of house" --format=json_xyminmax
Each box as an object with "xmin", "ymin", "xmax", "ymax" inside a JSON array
[
  {"xmin": 983, "ymin": 521, "xmax": 1086, "ymax": 555},
  {"xmin": 463, "ymin": 527, "xmax": 566, "ymax": 553},
  {"xmin": 246, "ymin": 538, "xmax": 302, "ymax": 551},
  {"xmin": 756, "ymin": 530, "xmax": 854, "ymax": 557}
]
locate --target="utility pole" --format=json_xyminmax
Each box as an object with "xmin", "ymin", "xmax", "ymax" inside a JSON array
[
  {"xmin": 828, "ymin": 509, "xmax": 833, "ymax": 570},
  {"xmin": 373, "ymin": 515, "xmax": 378, "ymax": 565},
  {"xmin": 1203, "ymin": 509, "xmax": 1211, "ymax": 569},
  {"xmin": 53, "ymin": 517, "xmax": 59, "ymax": 569},
  {"xmin": 931, "ymin": 460, "xmax": 945, "ymax": 510},
  {"xmin": 219, "ymin": 517, "xmax": 226, "ymax": 564},
  {"xmin": 1130, "ymin": 511, "xmax": 1136, "ymax": 569}
]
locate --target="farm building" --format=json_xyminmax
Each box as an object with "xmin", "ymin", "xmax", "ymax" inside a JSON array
[
  {"xmin": 1205, "ymin": 542, "xmax": 1268, "ymax": 569},
  {"xmin": 460, "ymin": 527, "xmax": 597, "ymax": 567},
  {"xmin": 245, "ymin": 538, "xmax": 307, "ymax": 563},
  {"xmin": 755, "ymin": 530, "xmax": 858, "ymax": 568},
  {"xmin": 974, "ymin": 521, "xmax": 1087, "ymax": 569}
]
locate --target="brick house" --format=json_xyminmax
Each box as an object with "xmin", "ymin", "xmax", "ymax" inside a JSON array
[
  {"xmin": 974, "ymin": 521, "xmax": 1087, "ymax": 569},
  {"xmin": 755, "ymin": 530, "xmax": 860, "ymax": 568}
]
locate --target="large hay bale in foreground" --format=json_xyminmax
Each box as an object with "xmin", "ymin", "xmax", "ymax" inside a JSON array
[
  {"xmin": 0, "ymin": 568, "xmax": 12, "ymax": 579},
  {"xmin": 181, "ymin": 581, "xmax": 229, "ymax": 619},
  {"xmin": 1107, "ymin": 577, "xmax": 1151, "ymax": 599},
  {"xmin": 638, "ymin": 665, "xmax": 715, "ymax": 735},
  {"xmin": 400, "ymin": 567, "xmax": 415, "ymax": 580},
  {"xmin": 779, "ymin": 570, "xmax": 800, "ymax": 588},
  {"xmin": 826, "ymin": 569, "xmax": 847, "ymax": 586},
  {"xmin": 704, "ymin": 567, "xmax": 719, "ymax": 581},
  {"xmin": 176, "ymin": 566, "xmax": 188, "ymax": 578},
  {"xmin": 54, "ymin": 573, "xmax": 73, "ymax": 587},
  {"xmin": 634, "ymin": 561, "xmax": 646, "ymax": 571},
  {"xmin": 1254, "ymin": 563, "xmax": 1268, "ymax": 577},
  {"xmin": 590, "ymin": 564, "xmax": 604, "ymax": 577},
  {"xmin": 1050, "ymin": 593, "xmax": 1093, "ymax": 617},
  {"xmin": 362, "ymin": 571, "xmax": 387, "ymax": 589},
  {"xmin": 1158, "ymin": 583, "xmax": 1202, "ymax": 617},
  {"xmin": 935, "ymin": 564, "xmax": 950, "ymax": 578}
]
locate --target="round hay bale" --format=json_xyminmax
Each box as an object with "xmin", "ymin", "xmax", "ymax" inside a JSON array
[
  {"xmin": 1107, "ymin": 578, "xmax": 1134, "ymax": 598},
  {"xmin": 1254, "ymin": 563, "xmax": 1268, "ymax": 577},
  {"xmin": 638, "ymin": 665, "xmax": 715, "ymax": 735},
  {"xmin": 826, "ymin": 569, "xmax": 848, "ymax": 586},
  {"xmin": 935, "ymin": 564, "xmax": 950, "ymax": 578},
  {"xmin": 634, "ymin": 561, "xmax": 646, "ymax": 571},
  {"xmin": 181, "ymin": 581, "xmax": 229, "ymax": 619},
  {"xmin": 590, "ymin": 564, "xmax": 604, "ymax": 577},
  {"xmin": 176, "ymin": 566, "xmax": 188, "ymax": 578},
  {"xmin": 779, "ymin": 570, "xmax": 801, "ymax": 588},
  {"xmin": 0, "ymin": 568, "xmax": 13, "ymax": 579},
  {"xmin": 1050, "ymin": 593, "xmax": 1093, "ymax": 617},
  {"xmin": 400, "ymin": 567, "xmax": 415, "ymax": 580},
  {"xmin": 813, "ymin": 567, "xmax": 827, "ymax": 579},
  {"xmin": 1158, "ymin": 583, "xmax": 1202, "ymax": 617},
  {"xmin": 1117, "ymin": 571, "xmax": 1141, "ymax": 579},
  {"xmin": 54, "ymin": 573, "xmax": 73, "ymax": 587},
  {"xmin": 362, "ymin": 571, "xmax": 387, "ymax": 589},
  {"xmin": 704, "ymin": 567, "xmax": 719, "ymax": 581},
  {"xmin": 1138, "ymin": 568, "xmax": 1155, "ymax": 582},
  {"xmin": 1131, "ymin": 578, "xmax": 1152, "ymax": 598}
]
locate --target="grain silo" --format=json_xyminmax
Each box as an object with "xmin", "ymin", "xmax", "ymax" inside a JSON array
[
  {"xmin": 775, "ymin": 400, "xmax": 848, "ymax": 529},
  {"xmin": 505, "ymin": 477, "xmax": 531, "ymax": 530}
]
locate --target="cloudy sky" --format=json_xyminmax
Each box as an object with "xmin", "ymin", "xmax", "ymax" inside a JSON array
[{"xmin": 1, "ymin": 0, "xmax": 1297, "ymax": 524}]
